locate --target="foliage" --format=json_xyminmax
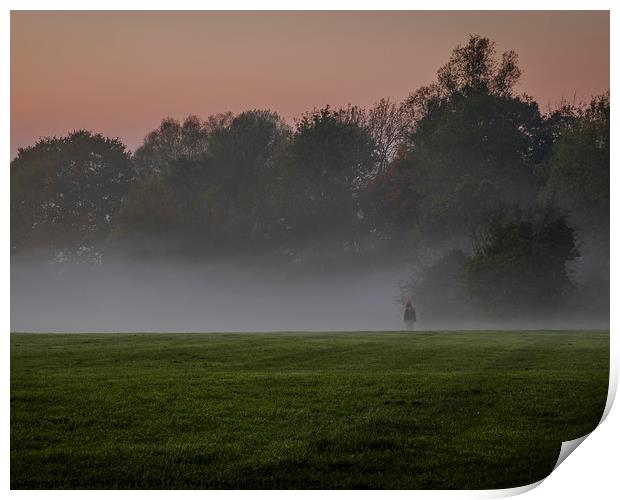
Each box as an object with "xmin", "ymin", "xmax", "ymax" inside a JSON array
[
  {"xmin": 116, "ymin": 110, "xmax": 292, "ymax": 254},
  {"xmin": 11, "ymin": 131, "xmax": 134, "ymax": 255},
  {"xmin": 436, "ymin": 35, "xmax": 521, "ymax": 97},
  {"xmin": 366, "ymin": 98, "xmax": 408, "ymax": 172},
  {"xmin": 359, "ymin": 151, "xmax": 421, "ymax": 234},
  {"xmin": 206, "ymin": 109, "xmax": 292, "ymax": 245},
  {"xmin": 389, "ymin": 35, "xmax": 548, "ymax": 237},
  {"xmin": 544, "ymin": 93, "xmax": 610, "ymax": 236},
  {"xmin": 466, "ymin": 207, "xmax": 579, "ymax": 315},
  {"xmin": 412, "ymin": 92, "xmax": 543, "ymax": 234},
  {"xmin": 286, "ymin": 106, "xmax": 376, "ymax": 239},
  {"xmin": 401, "ymin": 35, "xmax": 522, "ymax": 128},
  {"xmin": 132, "ymin": 115, "xmax": 212, "ymax": 177}
]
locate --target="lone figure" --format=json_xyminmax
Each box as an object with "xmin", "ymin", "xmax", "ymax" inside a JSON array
[{"xmin": 404, "ymin": 299, "xmax": 416, "ymax": 330}]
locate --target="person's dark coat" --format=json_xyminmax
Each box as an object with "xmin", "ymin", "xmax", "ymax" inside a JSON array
[{"xmin": 404, "ymin": 302, "xmax": 416, "ymax": 322}]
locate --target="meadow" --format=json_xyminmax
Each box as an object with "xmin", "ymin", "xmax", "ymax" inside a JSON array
[{"xmin": 11, "ymin": 330, "xmax": 609, "ymax": 489}]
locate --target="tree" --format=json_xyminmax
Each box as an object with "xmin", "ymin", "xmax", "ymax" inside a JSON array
[
  {"xmin": 367, "ymin": 98, "xmax": 408, "ymax": 173},
  {"xmin": 11, "ymin": 131, "xmax": 134, "ymax": 257},
  {"xmin": 205, "ymin": 109, "xmax": 292, "ymax": 246},
  {"xmin": 391, "ymin": 36, "xmax": 545, "ymax": 238},
  {"xmin": 465, "ymin": 206, "xmax": 578, "ymax": 316},
  {"xmin": 544, "ymin": 93, "xmax": 610, "ymax": 236},
  {"xmin": 204, "ymin": 112, "xmax": 234, "ymax": 135},
  {"xmin": 359, "ymin": 151, "xmax": 421, "ymax": 236},
  {"xmin": 133, "ymin": 115, "xmax": 211, "ymax": 177},
  {"xmin": 532, "ymin": 101, "xmax": 580, "ymax": 177},
  {"xmin": 436, "ymin": 35, "xmax": 521, "ymax": 97},
  {"xmin": 286, "ymin": 106, "xmax": 376, "ymax": 239},
  {"xmin": 116, "ymin": 110, "xmax": 292, "ymax": 254},
  {"xmin": 115, "ymin": 115, "xmax": 215, "ymax": 254},
  {"xmin": 401, "ymin": 35, "xmax": 523, "ymax": 138},
  {"xmin": 208, "ymin": 110, "xmax": 290, "ymax": 194},
  {"xmin": 414, "ymin": 93, "xmax": 543, "ymax": 232}
]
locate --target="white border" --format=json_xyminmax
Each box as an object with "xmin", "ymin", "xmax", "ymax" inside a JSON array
[{"xmin": 3, "ymin": 2, "xmax": 616, "ymax": 498}]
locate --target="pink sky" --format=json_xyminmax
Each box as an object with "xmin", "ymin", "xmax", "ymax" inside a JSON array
[{"xmin": 11, "ymin": 10, "xmax": 609, "ymax": 157}]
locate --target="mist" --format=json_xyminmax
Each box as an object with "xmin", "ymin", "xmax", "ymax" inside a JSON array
[
  {"xmin": 11, "ymin": 255, "xmax": 408, "ymax": 333},
  {"xmin": 11, "ymin": 250, "xmax": 608, "ymax": 333}
]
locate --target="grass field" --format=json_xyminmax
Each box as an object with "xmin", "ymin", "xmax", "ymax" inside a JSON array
[{"xmin": 11, "ymin": 330, "xmax": 609, "ymax": 489}]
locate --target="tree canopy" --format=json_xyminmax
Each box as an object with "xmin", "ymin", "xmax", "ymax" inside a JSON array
[
  {"xmin": 545, "ymin": 93, "xmax": 610, "ymax": 237},
  {"xmin": 465, "ymin": 207, "xmax": 578, "ymax": 316},
  {"xmin": 11, "ymin": 131, "xmax": 134, "ymax": 257},
  {"xmin": 11, "ymin": 34, "xmax": 609, "ymax": 320}
]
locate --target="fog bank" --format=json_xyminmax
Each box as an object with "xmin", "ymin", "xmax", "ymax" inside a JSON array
[
  {"xmin": 11, "ymin": 254, "xmax": 608, "ymax": 333},
  {"xmin": 11, "ymin": 257, "xmax": 408, "ymax": 333}
]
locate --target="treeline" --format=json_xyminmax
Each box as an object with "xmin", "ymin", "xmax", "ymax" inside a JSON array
[{"xmin": 11, "ymin": 36, "xmax": 609, "ymax": 318}]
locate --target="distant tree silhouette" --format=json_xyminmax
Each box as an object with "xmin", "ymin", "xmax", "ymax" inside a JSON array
[
  {"xmin": 133, "ymin": 115, "xmax": 211, "ymax": 178},
  {"xmin": 286, "ymin": 106, "xmax": 376, "ymax": 240},
  {"xmin": 466, "ymin": 206, "xmax": 579, "ymax": 315},
  {"xmin": 11, "ymin": 131, "xmax": 134, "ymax": 257},
  {"xmin": 359, "ymin": 151, "xmax": 421, "ymax": 236},
  {"xmin": 116, "ymin": 110, "xmax": 291, "ymax": 254},
  {"xmin": 371, "ymin": 34, "xmax": 545, "ymax": 242},
  {"xmin": 544, "ymin": 93, "xmax": 610, "ymax": 237},
  {"xmin": 205, "ymin": 109, "xmax": 292, "ymax": 247},
  {"xmin": 367, "ymin": 98, "xmax": 408, "ymax": 173}
]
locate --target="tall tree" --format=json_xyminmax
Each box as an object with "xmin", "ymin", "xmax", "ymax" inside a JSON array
[
  {"xmin": 392, "ymin": 36, "xmax": 544, "ymax": 238},
  {"xmin": 466, "ymin": 206, "xmax": 579, "ymax": 315},
  {"xmin": 367, "ymin": 98, "xmax": 408, "ymax": 173},
  {"xmin": 286, "ymin": 106, "xmax": 376, "ymax": 239},
  {"xmin": 544, "ymin": 93, "xmax": 610, "ymax": 237},
  {"xmin": 208, "ymin": 110, "xmax": 290, "ymax": 195},
  {"xmin": 359, "ymin": 151, "xmax": 421, "ymax": 236},
  {"xmin": 11, "ymin": 131, "xmax": 134, "ymax": 256},
  {"xmin": 133, "ymin": 115, "xmax": 211, "ymax": 178},
  {"xmin": 116, "ymin": 110, "xmax": 291, "ymax": 254},
  {"xmin": 206, "ymin": 109, "xmax": 292, "ymax": 246}
]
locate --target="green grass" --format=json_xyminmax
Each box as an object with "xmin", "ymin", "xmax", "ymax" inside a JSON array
[{"xmin": 11, "ymin": 330, "xmax": 609, "ymax": 489}]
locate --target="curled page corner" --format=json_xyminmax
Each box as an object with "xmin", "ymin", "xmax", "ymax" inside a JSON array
[
  {"xmin": 482, "ymin": 431, "xmax": 596, "ymax": 498},
  {"xmin": 482, "ymin": 479, "xmax": 544, "ymax": 498},
  {"xmin": 547, "ymin": 357, "xmax": 617, "ymax": 476},
  {"xmin": 553, "ymin": 433, "xmax": 590, "ymax": 471},
  {"xmin": 549, "ymin": 360, "xmax": 617, "ymax": 473}
]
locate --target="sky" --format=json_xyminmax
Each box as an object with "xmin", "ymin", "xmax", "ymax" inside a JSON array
[{"xmin": 11, "ymin": 10, "xmax": 609, "ymax": 158}]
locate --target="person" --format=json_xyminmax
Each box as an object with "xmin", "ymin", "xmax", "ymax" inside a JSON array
[{"xmin": 403, "ymin": 299, "xmax": 416, "ymax": 330}]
